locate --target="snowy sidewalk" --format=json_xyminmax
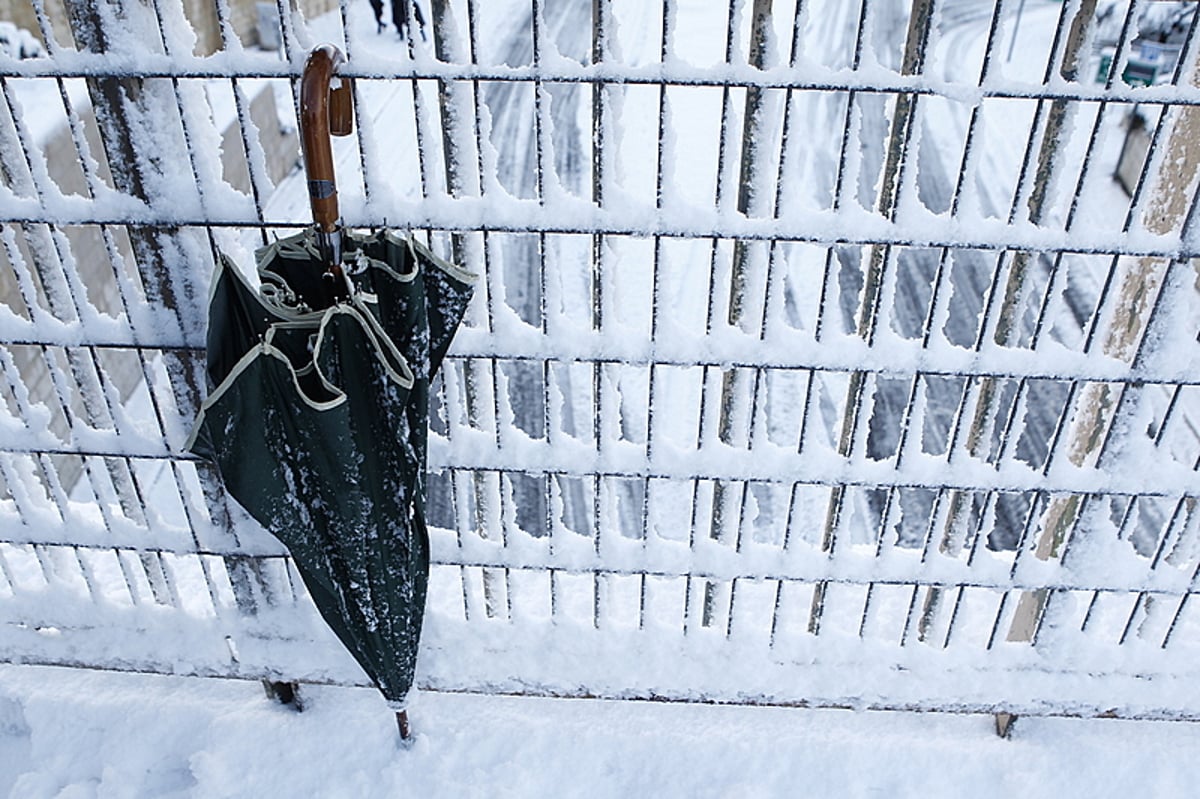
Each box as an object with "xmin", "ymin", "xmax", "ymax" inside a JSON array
[{"xmin": 3, "ymin": 664, "xmax": 1200, "ymax": 798}]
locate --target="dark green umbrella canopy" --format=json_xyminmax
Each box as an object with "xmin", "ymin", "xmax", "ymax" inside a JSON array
[{"xmin": 189, "ymin": 228, "xmax": 474, "ymax": 707}]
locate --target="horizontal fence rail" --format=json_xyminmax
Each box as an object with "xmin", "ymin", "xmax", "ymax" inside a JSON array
[{"xmin": 1, "ymin": 0, "xmax": 1200, "ymax": 723}]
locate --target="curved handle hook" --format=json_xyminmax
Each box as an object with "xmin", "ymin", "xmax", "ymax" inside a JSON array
[{"xmin": 300, "ymin": 44, "xmax": 354, "ymax": 269}]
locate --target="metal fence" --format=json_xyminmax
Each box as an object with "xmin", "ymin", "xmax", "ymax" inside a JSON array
[{"xmin": 2, "ymin": 0, "xmax": 1200, "ymax": 725}]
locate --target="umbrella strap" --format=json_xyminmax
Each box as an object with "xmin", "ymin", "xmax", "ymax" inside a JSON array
[
  {"xmin": 339, "ymin": 229, "xmax": 477, "ymax": 288},
  {"xmin": 312, "ymin": 300, "xmax": 416, "ymax": 394},
  {"xmin": 187, "ymin": 294, "xmax": 415, "ymax": 457},
  {"xmin": 403, "ymin": 232, "xmax": 478, "ymax": 286}
]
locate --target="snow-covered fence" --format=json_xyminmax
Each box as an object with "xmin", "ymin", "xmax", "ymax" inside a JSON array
[{"xmin": 3, "ymin": 0, "xmax": 1200, "ymax": 724}]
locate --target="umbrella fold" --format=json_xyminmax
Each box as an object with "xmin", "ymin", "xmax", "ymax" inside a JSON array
[{"xmin": 189, "ymin": 227, "xmax": 475, "ymax": 709}]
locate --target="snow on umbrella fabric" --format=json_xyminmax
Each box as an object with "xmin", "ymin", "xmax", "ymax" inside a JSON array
[{"xmin": 188, "ymin": 228, "xmax": 474, "ymax": 708}]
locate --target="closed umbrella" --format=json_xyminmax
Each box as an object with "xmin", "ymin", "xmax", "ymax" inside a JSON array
[{"xmin": 188, "ymin": 44, "xmax": 473, "ymax": 741}]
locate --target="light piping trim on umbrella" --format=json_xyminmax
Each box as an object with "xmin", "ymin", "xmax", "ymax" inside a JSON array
[{"xmin": 184, "ymin": 258, "xmax": 420, "ymax": 454}]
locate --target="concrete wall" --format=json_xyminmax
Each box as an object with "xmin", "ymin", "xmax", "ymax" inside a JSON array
[{"xmin": 1, "ymin": 77, "xmax": 299, "ymax": 492}]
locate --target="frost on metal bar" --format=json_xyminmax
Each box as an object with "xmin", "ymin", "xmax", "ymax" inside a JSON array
[{"xmin": 1, "ymin": 0, "xmax": 1199, "ymax": 723}]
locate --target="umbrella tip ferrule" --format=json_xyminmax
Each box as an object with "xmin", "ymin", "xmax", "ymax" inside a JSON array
[{"xmin": 396, "ymin": 710, "xmax": 414, "ymax": 745}]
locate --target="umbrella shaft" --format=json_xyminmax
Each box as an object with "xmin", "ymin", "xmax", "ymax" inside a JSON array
[{"xmin": 316, "ymin": 228, "xmax": 343, "ymax": 273}]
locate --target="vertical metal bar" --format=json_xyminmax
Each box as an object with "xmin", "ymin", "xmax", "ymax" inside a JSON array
[
  {"xmin": 991, "ymin": 377, "xmax": 1029, "ymax": 468},
  {"xmin": 530, "ymin": 4, "xmax": 553, "ymax": 558},
  {"xmin": 780, "ymin": 480, "xmax": 801, "ymax": 555},
  {"xmin": 899, "ymin": 583, "xmax": 923, "ymax": 646},
  {"xmin": 704, "ymin": 0, "xmax": 743, "ymax": 336},
  {"xmin": 920, "ymin": 487, "xmax": 951, "ymax": 564},
  {"xmin": 590, "ymin": 0, "xmax": 611, "ymax": 576},
  {"xmin": 1012, "ymin": 109, "xmax": 1200, "ymax": 639},
  {"xmin": 1102, "ymin": 0, "xmax": 1145, "ymax": 93},
  {"xmin": 644, "ymin": 0, "xmax": 674, "ymax": 549},
  {"xmin": 767, "ymin": 578, "xmax": 785, "ymax": 647},
  {"xmin": 892, "ymin": 373, "xmax": 924, "ymax": 471},
  {"xmin": 407, "ymin": 43, "xmax": 433, "ymax": 203},
  {"xmin": 1161, "ymin": 588, "xmax": 1194, "ymax": 650},
  {"xmin": 593, "ymin": 569, "xmax": 601, "ymax": 629},
  {"xmin": 1028, "ymin": 252, "xmax": 1069, "ymax": 349},
  {"xmin": 682, "ymin": 573, "xmax": 694, "ymax": 634},
  {"xmin": 642, "ymin": 360, "xmax": 659, "ymax": 546},
  {"xmin": 33, "ymin": 454, "xmax": 71, "ymax": 527},
  {"xmin": 985, "ymin": 590, "xmax": 1013, "ymax": 650},
  {"xmin": 0, "ymin": 80, "xmax": 150, "ymax": 527},
  {"xmin": 592, "ymin": 372, "xmax": 602, "ymax": 560},
  {"xmin": 1080, "ymin": 254, "xmax": 1123, "ymax": 354},
  {"xmin": 229, "ymin": 78, "xmax": 274, "ymax": 235},
  {"xmin": 816, "ymin": 0, "xmax": 938, "ymax": 582},
  {"xmin": 724, "ymin": 577, "xmax": 738, "ymax": 638},
  {"xmin": 1062, "ymin": 101, "xmax": 1110, "ymax": 229},
  {"xmin": 856, "ymin": 582, "xmax": 874, "ymax": 638},
  {"xmin": 873, "ymin": 487, "xmax": 899, "ymax": 558},
  {"xmin": 0, "ymin": 545, "xmax": 18, "ymax": 593},
  {"xmin": 60, "ymin": 0, "xmax": 262, "ymax": 619},
  {"xmin": 71, "ymin": 545, "xmax": 105, "ymax": 605},
  {"xmin": 965, "ymin": 491, "xmax": 1000, "ymax": 567},
  {"xmin": 1108, "ymin": 489, "xmax": 1137, "ymax": 544},
  {"xmin": 212, "ymin": 0, "xmax": 273, "ymax": 234},
  {"xmin": 812, "ymin": 249, "xmax": 837, "ymax": 342},
  {"xmin": 638, "ymin": 571, "xmax": 648, "ymax": 631},
  {"xmin": 1148, "ymin": 498, "xmax": 1190, "ymax": 571},
  {"xmin": 0, "ymin": 453, "xmax": 49, "ymax": 532},
  {"xmin": 690, "ymin": 361, "xmax": 710, "ymax": 547},
  {"xmin": 591, "ymin": 0, "xmax": 610, "ymax": 335},
  {"xmin": 759, "ymin": 0, "xmax": 809, "ymax": 340},
  {"xmin": 1076, "ymin": 589, "xmax": 1101, "ymax": 633},
  {"xmin": 1122, "ymin": 107, "xmax": 1174, "ymax": 234},
  {"xmin": 337, "ymin": 0, "xmax": 375, "ymax": 212},
  {"xmin": 1008, "ymin": 490, "xmax": 1047, "ymax": 579},
  {"xmin": 777, "ymin": 368, "xmax": 816, "ymax": 557},
  {"xmin": 728, "ymin": 0, "xmax": 777, "ymax": 329},
  {"xmin": 649, "ymin": 0, "xmax": 674, "ymax": 342},
  {"xmin": 1168, "ymin": 3, "xmax": 1200, "ymax": 86},
  {"xmin": 998, "ymin": 0, "xmax": 1098, "ymax": 351},
  {"xmin": 829, "ymin": 0, "xmax": 871, "ymax": 213},
  {"xmin": 941, "ymin": 585, "xmax": 966, "ymax": 648}
]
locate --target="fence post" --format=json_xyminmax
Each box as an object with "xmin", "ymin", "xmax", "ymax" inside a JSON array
[
  {"xmin": 710, "ymin": 0, "xmax": 776, "ymax": 565},
  {"xmin": 1008, "ymin": 43, "xmax": 1200, "ymax": 647},
  {"xmin": 61, "ymin": 0, "xmax": 271, "ymax": 620},
  {"xmin": 811, "ymin": 0, "xmax": 937, "ymax": 635},
  {"xmin": 929, "ymin": 0, "xmax": 1096, "ymax": 644}
]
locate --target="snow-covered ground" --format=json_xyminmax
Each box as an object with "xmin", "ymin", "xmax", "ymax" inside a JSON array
[{"xmin": 4, "ymin": 663, "xmax": 1200, "ymax": 798}]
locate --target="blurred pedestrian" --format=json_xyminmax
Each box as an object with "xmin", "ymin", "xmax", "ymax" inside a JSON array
[
  {"xmin": 368, "ymin": 0, "xmax": 385, "ymax": 33},
  {"xmin": 392, "ymin": 0, "xmax": 427, "ymax": 42},
  {"xmin": 367, "ymin": 0, "xmax": 426, "ymax": 41}
]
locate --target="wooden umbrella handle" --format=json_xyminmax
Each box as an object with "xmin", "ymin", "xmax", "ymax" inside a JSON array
[{"xmin": 300, "ymin": 44, "xmax": 354, "ymax": 236}]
